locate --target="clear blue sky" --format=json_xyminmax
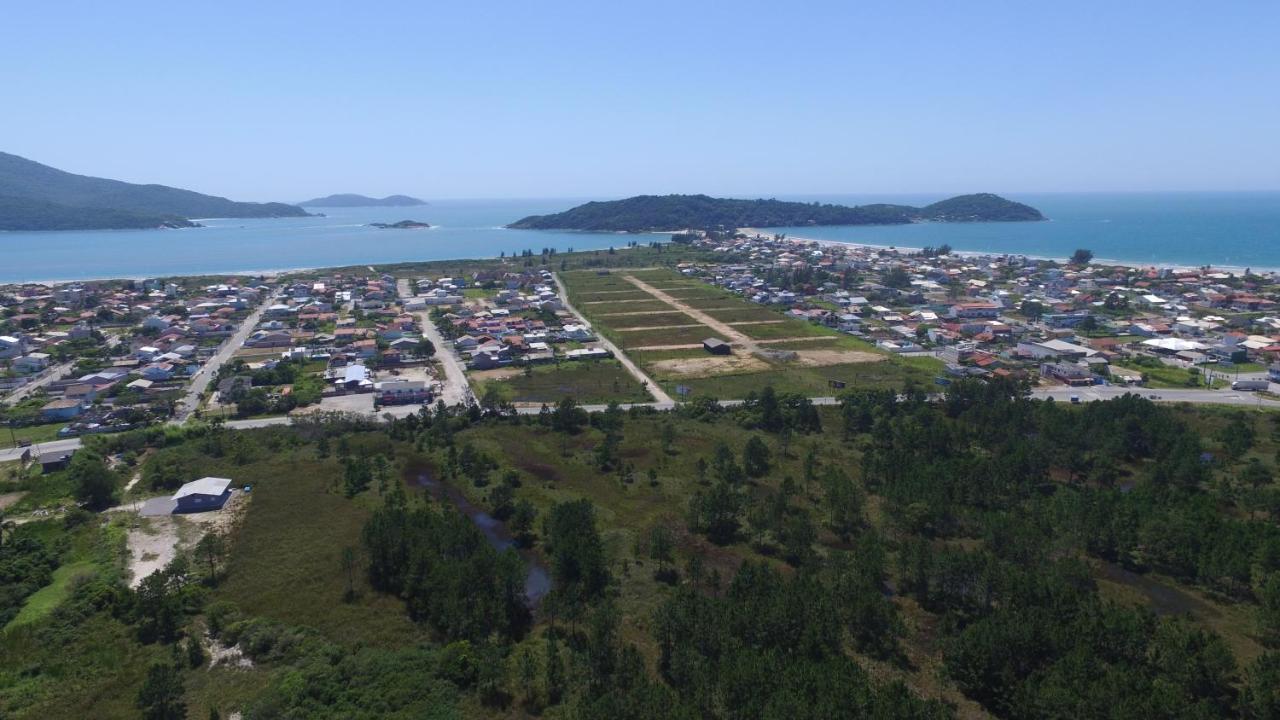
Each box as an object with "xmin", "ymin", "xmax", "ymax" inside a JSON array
[{"xmin": 2, "ymin": 0, "xmax": 1277, "ymax": 201}]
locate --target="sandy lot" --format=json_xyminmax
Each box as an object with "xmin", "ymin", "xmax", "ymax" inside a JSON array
[
  {"xmin": 470, "ymin": 367, "xmax": 523, "ymax": 381},
  {"xmin": 124, "ymin": 492, "xmax": 247, "ymax": 588},
  {"xmin": 649, "ymin": 355, "xmax": 771, "ymax": 377},
  {"xmin": 792, "ymin": 349, "xmax": 885, "ymax": 367}
]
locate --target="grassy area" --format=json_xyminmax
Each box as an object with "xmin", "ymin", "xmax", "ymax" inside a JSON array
[
  {"xmin": 615, "ymin": 326, "xmax": 719, "ymax": 349},
  {"xmin": 0, "ymin": 422, "xmax": 64, "ymax": 449},
  {"xmin": 6, "ymin": 561, "xmax": 97, "ymax": 628},
  {"xmin": 573, "ymin": 291, "xmax": 653, "ymax": 303},
  {"xmin": 732, "ymin": 319, "xmax": 835, "ymax": 340},
  {"xmin": 1115, "ymin": 358, "xmax": 1228, "ymax": 389},
  {"xmin": 474, "ymin": 360, "xmax": 652, "ymax": 404},
  {"xmin": 214, "ymin": 451, "xmax": 426, "ymax": 648},
  {"xmin": 654, "ymin": 356, "xmax": 941, "ymax": 399},
  {"xmin": 0, "ymin": 466, "xmax": 74, "ymax": 514},
  {"xmin": 582, "ymin": 299, "xmax": 673, "ymax": 314},
  {"xmin": 604, "ymin": 311, "xmax": 693, "ymax": 329}
]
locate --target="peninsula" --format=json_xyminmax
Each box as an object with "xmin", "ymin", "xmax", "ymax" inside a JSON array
[
  {"xmin": 0, "ymin": 151, "xmax": 309, "ymax": 231},
  {"xmin": 301, "ymin": 193, "xmax": 427, "ymax": 207},
  {"xmin": 508, "ymin": 192, "xmax": 1044, "ymax": 232}
]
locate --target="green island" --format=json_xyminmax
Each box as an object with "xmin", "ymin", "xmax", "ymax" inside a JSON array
[
  {"xmin": 508, "ymin": 193, "xmax": 1044, "ymax": 232},
  {"xmin": 369, "ymin": 219, "xmax": 432, "ymax": 229},
  {"xmin": 301, "ymin": 194, "xmax": 427, "ymax": 207}
]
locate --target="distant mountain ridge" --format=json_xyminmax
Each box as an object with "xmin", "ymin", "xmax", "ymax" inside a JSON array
[
  {"xmin": 0, "ymin": 151, "xmax": 308, "ymax": 231},
  {"xmin": 508, "ymin": 193, "xmax": 1045, "ymax": 232},
  {"xmin": 300, "ymin": 193, "xmax": 427, "ymax": 207}
]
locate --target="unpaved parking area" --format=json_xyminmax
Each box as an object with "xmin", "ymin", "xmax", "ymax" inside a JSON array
[{"xmin": 318, "ymin": 392, "xmax": 375, "ymax": 413}]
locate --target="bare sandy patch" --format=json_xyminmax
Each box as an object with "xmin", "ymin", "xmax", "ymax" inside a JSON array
[
  {"xmin": 471, "ymin": 367, "xmax": 523, "ymax": 381},
  {"xmin": 756, "ymin": 336, "xmax": 839, "ymax": 344},
  {"xmin": 0, "ymin": 491, "xmax": 26, "ymax": 510},
  {"xmin": 123, "ymin": 492, "xmax": 248, "ymax": 588},
  {"xmin": 792, "ymin": 349, "xmax": 886, "ymax": 367},
  {"xmin": 649, "ymin": 354, "xmax": 770, "ymax": 378}
]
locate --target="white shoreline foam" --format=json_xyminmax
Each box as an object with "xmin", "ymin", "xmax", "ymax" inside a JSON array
[{"xmin": 740, "ymin": 228, "xmax": 1280, "ymax": 275}]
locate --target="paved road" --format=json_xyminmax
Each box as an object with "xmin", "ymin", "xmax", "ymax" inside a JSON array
[
  {"xmin": 552, "ymin": 272, "xmax": 675, "ymax": 405},
  {"xmin": 396, "ymin": 279, "xmax": 473, "ymax": 406},
  {"xmin": 172, "ymin": 299, "xmax": 272, "ymax": 422},
  {"xmin": 2, "ymin": 360, "xmax": 76, "ymax": 405},
  {"xmin": 6, "ymin": 382, "xmax": 1278, "ymax": 465},
  {"xmin": 0, "ymin": 437, "xmax": 82, "ymax": 464},
  {"xmin": 1031, "ymin": 385, "xmax": 1280, "ymax": 408}
]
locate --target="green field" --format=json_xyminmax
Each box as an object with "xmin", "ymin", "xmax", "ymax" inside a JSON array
[
  {"xmin": 572, "ymin": 290, "xmax": 653, "ymax": 303},
  {"xmin": 580, "ymin": 299, "xmax": 673, "ymax": 314},
  {"xmin": 0, "ymin": 422, "xmax": 65, "ymax": 449},
  {"xmin": 473, "ymin": 359, "xmax": 653, "ymax": 404},
  {"xmin": 654, "ymin": 357, "xmax": 940, "ymax": 398},
  {"xmin": 614, "ymin": 325, "xmax": 719, "ymax": 349},
  {"xmin": 214, "ymin": 449, "xmax": 428, "ymax": 648},
  {"xmin": 604, "ymin": 311, "xmax": 695, "ymax": 329},
  {"xmin": 732, "ymin": 319, "xmax": 835, "ymax": 340},
  {"xmin": 703, "ymin": 306, "xmax": 794, "ymax": 323}
]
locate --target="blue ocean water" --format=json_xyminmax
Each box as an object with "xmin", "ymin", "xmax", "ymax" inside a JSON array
[
  {"xmin": 3, "ymin": 192, "xmax": 1279, "ymax": 283},
  {"xmin": 768, "ymin": 192, "xmax": 1280, "ymax": 271},
  {"xmin": 0, "ymin": 198, "xmax": 621, "ymax": 283}
]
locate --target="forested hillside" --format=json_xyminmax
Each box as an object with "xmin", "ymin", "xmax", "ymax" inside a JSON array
[{"xmin": 0, "ymin": 151, "xmax": 307, "ymax": 230}]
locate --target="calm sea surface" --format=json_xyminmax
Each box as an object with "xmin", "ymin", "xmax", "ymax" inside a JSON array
[
  {"xmin": 2, "ymin": 192, "xmax": 1279, "ymax": 283},
  {"xmin": 771, "ymin": 192, "xmax": 1280, "ymax": 271}
]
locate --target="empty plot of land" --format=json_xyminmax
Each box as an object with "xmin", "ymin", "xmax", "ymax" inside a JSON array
[
  {"xmin": 577, "ymin": 293, "xmax": 655, "ymax": 303},
  {"xmin": 615, "ymin": 323, "xmax": 708, "ymax": 332},
  {"xmin": 622, "ymin": 276, "xmax": 761, "ymax": 348},
  {"xmin": 790, "ymin": 348, "xmax": 884, "ymax": 367},
  {"xmin": 582, "ymin": 300, "xmax": 673, "ymax": 313},
  {"xmin": 733, "ymin": 321, "xmax": 833, "ymax": 340},
  {"xmin": 627, "ymin": 343, "xmax": 706, "ymax": 351},
  {"xmin": 604, "ymin": 312, "xmax": 697, "ymax": 329},
  {"xmin": 617, "ymin": 326, "xmax": 725, "ymax": 349},
  {"xmin": 574, "ymin": 289, "xmax": 654, "ymax": 297},
  {"xmin": 598, "ymin": 309, "xmax": 692, "ymax": 318},
  {"xmin": 647, "ymin": 354, "xmax": 772, "ymax": 377},
  {"xmin": 702, "ymin": 307, "xmax": 786, "ymax": 323}
]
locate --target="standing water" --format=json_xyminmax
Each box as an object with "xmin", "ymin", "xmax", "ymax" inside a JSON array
[{"xmin": 415, "ymin": 473, "xmax": 552, "ymax": 606}]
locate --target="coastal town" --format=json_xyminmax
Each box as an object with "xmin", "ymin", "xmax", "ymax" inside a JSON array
[{"xmin": 4, "ymin": 238, "xmax": 1280, "ymax": 457}]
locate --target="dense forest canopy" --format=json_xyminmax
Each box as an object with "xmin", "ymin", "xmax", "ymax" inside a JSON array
[{"xmin": 507, "ymin": 193, "xmax": 1045, "ymax": 231}]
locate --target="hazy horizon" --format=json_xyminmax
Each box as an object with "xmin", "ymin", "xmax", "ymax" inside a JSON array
[{"xmin": 3, "ymin": 1, "xmax": 1278, "ymax": 202}]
